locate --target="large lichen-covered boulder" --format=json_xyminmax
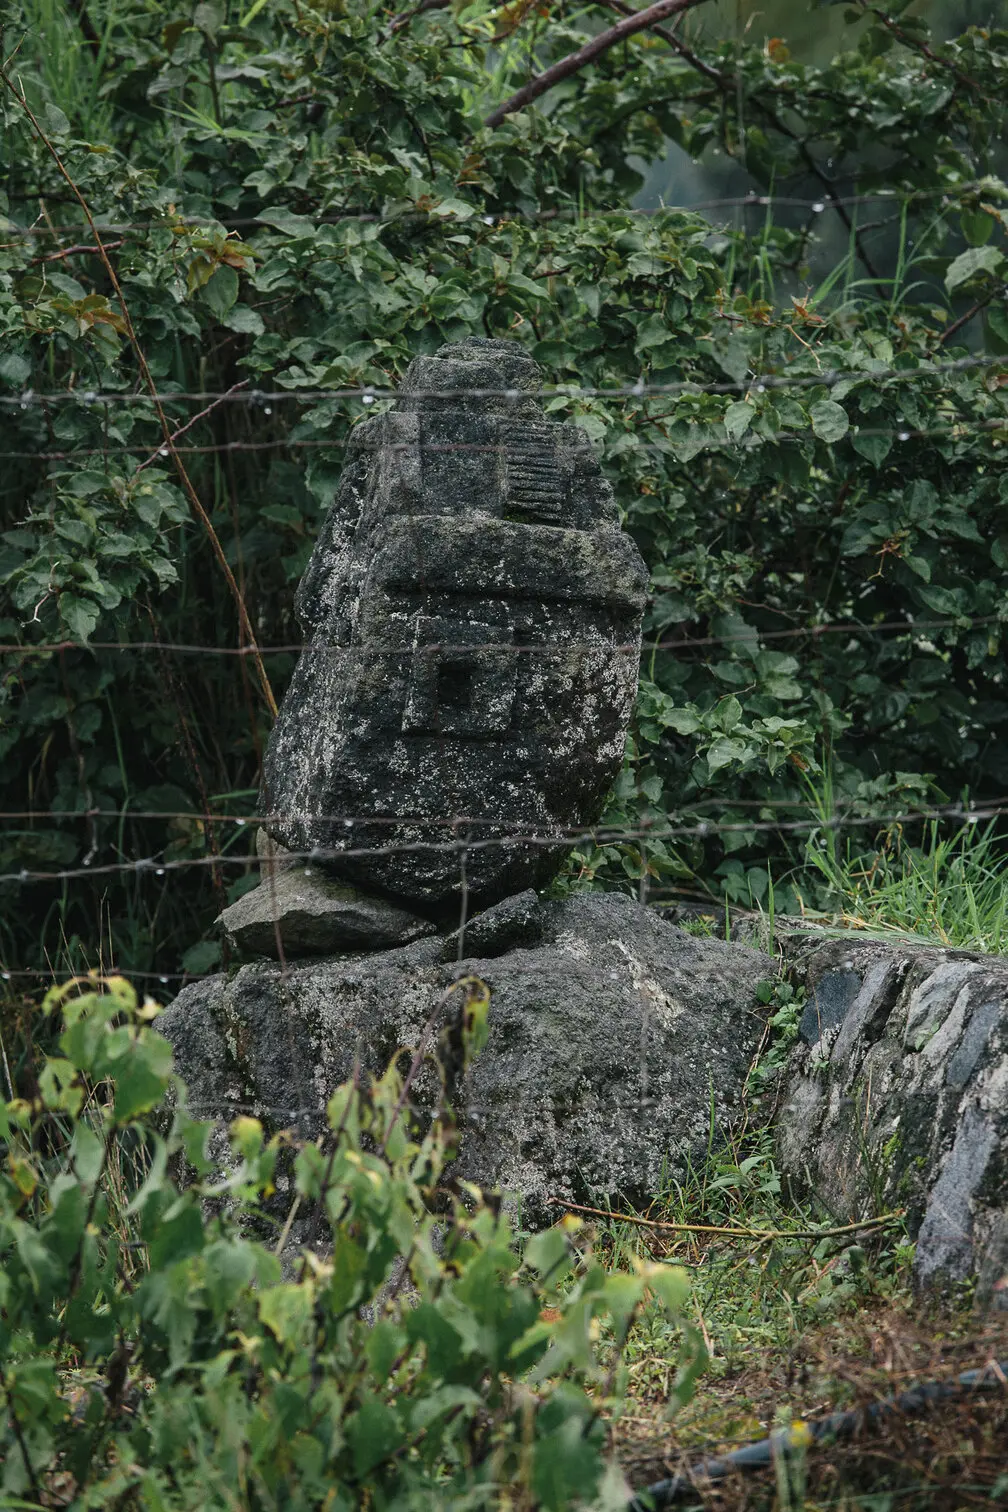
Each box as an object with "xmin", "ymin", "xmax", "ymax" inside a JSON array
[
  {"xmin": 775, "ymin": 932, "xmax": 1008, "ymax": 1306},
  {"xmin": 159, "ymin": 892, "xmax": 771, "ymax": 1227},
  {"xmin": 259, "ymin": 337, "xmax": 648, "ymax": 916}
]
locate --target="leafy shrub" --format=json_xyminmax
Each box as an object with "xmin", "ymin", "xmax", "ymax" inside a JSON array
[
  {"xmin": 0, "ymin": 974, "xmax": 696, "ymax": 1509},
  {"xmin": 1, "ymin": 1, "xmax": 1007, "ymax": 973}
]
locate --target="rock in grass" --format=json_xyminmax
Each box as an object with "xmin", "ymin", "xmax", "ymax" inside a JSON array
[
  {"xmin": 776, "ymin": 934, "xmax": 1008, "ymax": 1307},
  {"xmin": 161, "ymin": 892, "xmax": 771, "ymax": 1227}
]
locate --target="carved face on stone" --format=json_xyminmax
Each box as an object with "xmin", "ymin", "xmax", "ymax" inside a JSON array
[{"xmin": 261, "ymin": 337, "xmax": 647, "ymax": 915}]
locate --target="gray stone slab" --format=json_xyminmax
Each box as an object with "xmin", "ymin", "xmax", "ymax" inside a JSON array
[
  {"xmin": 218, "ymin": 867, "xmax": 434, "ymax": 957},
  {"xmin": 798, "ymin": 967, "xmax": 862, "ymax": 1045},
  {"xmin": 915, "ymin": 1108, "xmax": 998, "ymax": 1287},
  {"xmin": 947, "ymin": 1000, "xmax": 1002, "ymax": 1089}
]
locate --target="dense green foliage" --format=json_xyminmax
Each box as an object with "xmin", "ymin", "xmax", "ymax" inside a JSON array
[
  {"xmin": 1, "ymin": 0, "xmax": 1007, "ymax": 976},
  {"xmin": 0, "ymin": 973, "xmax": 698, "ymax": 1507}
]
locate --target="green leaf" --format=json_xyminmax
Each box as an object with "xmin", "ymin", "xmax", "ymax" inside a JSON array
[
  {"xmin": 644, "ymin": 1262, "xmax": 691, "ymax": 1313},
  {"xmin": 203, "ymin": 264, "xmax": 240, "ymax": 317},
  {"xmin": 634, "ymin": 314, "xmax": 674, "ymax": 354},
  {"xmin": 851, "ymin": 429, "xmax": 892, "ymax": 466},
  {"xmin": 430, "ymin": 197, "xmax": 474, "ymax": 221},
  {"xmin": 664, "ymin": 709, "xmax": 702, "ymax": 736},
  {"xmin": 193, "ymin": 1, "xmax": 223, "ymax": 35},
  {"xmin": 408, "ymin": 1383, "xmax": 481, "ymax": 1432},
  {"xmin": 945, "ymin": 245, "xmax": 1005, "ymax": 292},
  {"xmin": 724, "ymin": 400, "xmax": 755, "ymax": 442},
  {"xmin": 329, "ymin": 1230, "xmax": 367, "ymax": 1313},
  {"xmin": 706, "ymin": 736, "xmax": 749, "ymax": 772},
  {"xmin": 348, "ymin": 1395, "xmax": 402, "ymax": 1477},
  {"xmin": 365, "ymin": 1319, "xmax": 403, "ymax": 1381},
  {"xmin": 44, "ymin": 103, "xmax": 71, "ymax": 136},
  {"xmin": 809, "ymin": 400, "xmax": 849, "ymax": 443},
  {"xmin": 256, "ymin": 209, "xmax": 316, "ymax": 237},
  {"xmin": 180, "ymin": 940, "xmax": 223, "ymax": 975},
  {"xmin": 0, "ymin": 353, "xmax": 31, "ymax": 386},
  {"xmin": 222, "ymin": 304, "xmax": 265, "ymax": 335},
  {"xmin": 112, "ymin": 1033, "xmax": 174, "ymax": 1122},
  {"xmin": 70, "ymin": 1120, "xmax": 106, "ymax": 1184},
  {"xmin": 258, "ymin": 1283, "xmax": 313, "ymax": 1346},
  {"xmin": 716, "ymin": 695, "xmax": 743, "ymax": 731},
  {"xmin": 987, "ymin": 302, "xmax": 1008, "ymax": 353},
  {"xmin": 524, "ymin": 1226, "xmax": 572, "ymax": 1283},
  {"xmin": 59, "ymin": 593, "xmax": 100, "ymax": 642},
  {"xmin": 574, "ymin": 413, "xmax": 607, "ymax": 442},
  {"xmin": 960, "ymin": 209, "xmax": 995, "ymax": 247}
]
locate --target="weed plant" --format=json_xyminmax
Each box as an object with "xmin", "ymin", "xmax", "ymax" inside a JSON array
[
  {"xmin": 0, "ymin": 972, "xmax": 705, "ymax": 1510},
  {"xmin": 796, "ymin": 819, "xmax": 1008, "ymax": 953}
]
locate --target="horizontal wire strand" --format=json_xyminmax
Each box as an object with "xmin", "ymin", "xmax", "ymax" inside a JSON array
[
  {"xmin": 2, "ymin": 414, "xmax": 1006, "ymax": 463},
  {"xmin": 2, "ymin": 614, "xmax": 1001, "ymax": 659},
  {"xmin": 12, "ymin": 787, "xmax": 1005, "ymax": 823},
  {"xmin": 1, "ymin": 802, "xmax": 1003, "ymax": 889},
  {"xmin": 1, "ymin": 181, "xmax": 994, "ymax": 237},
  {"xmin": 3, "ymin": 353, "xmax": 1004, "ymax": 406}
]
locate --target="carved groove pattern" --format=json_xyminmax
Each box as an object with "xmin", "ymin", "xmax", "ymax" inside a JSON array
[{"xmin": 505, "ymin": 422, "xmax": 564, "ymax": 522}]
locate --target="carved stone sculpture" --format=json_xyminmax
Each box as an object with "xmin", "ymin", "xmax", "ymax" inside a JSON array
[{"xmin": 259, "ymin": 337, "xmax": 647, "ymax": 916}]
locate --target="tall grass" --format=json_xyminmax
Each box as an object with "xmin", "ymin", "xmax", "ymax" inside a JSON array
[
  {"xmin": 17, "ymin": 0, "xmax": 119, "ymax": 141},
  {"xmin": 800, "ymin": 818, "xmax": 1008, "ymax": 954}
]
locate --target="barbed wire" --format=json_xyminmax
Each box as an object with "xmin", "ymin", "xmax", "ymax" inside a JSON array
[
  {"xmin": 1, "ymin": 801, "xmax": 1003, "ymax": 890},
  {"xmin": 1, "ymin": 180, "xmax": 999, "ymax": 237},
  {"xmin": 10, "ymin": 787, "xmax": 1000, "ymax": 823},
  {"xmin": 2, "ymin": 413, "xmax": 1006, "ymax": 465},
  {"xmin": 2, "ymin": 614, "xmax": 1000, "ymax": 661},
  {"xmin": 3, "ymin": 353, "xmax": 1004, "ymax": 408}
]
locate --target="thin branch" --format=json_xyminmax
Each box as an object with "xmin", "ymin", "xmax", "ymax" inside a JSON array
[
  {"xmin": 791, "ymin": 139, "xmax": 883, "ymax": 286},
  {"xmin": 0, "ymin": 64, "xmax": 277, "ymax": 720},
  {"xmin": 484, "ymin": 0, "xmax": 713, "ymax": 129},
  {"xmin": 604, "ymin": 0, "xmax": 713, "ymax": 73},
  {"xmin": 385, "ymin": 0, "xmax": 451, "ymax": 39},
  {"xmin": 939, "ymin": 282, "xmax": 1005, "ymax": 346},
  {"xmin": 34, "ymin": 238, "xmax": 124, "ymax": 264},
  {"xmin": 134, "ymin": 379, "xmax": 249, "ymax": 474},
  {"xmin": 858, "ymin": 0, "xmax": 982, "ymax": 93},
  {"xmin": 548, "ymin": 1196, "xmax": 905, "ymax": 1241}
]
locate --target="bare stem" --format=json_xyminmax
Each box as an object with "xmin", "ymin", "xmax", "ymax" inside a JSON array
[{"xmin": 548, "ymin": 1196, "xmax": 905, "ymax": 1242}]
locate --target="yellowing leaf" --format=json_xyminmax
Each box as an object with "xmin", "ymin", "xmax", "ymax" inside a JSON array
[{"xmin": 258, "ymin": 1283, "xmax": 313, "ymax": 1345}]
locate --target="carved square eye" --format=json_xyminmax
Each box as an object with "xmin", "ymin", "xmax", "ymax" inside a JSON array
[
  {"xmin": 436, "ymin": 658, "xmax": 474, "ymax": 714},
  {"xmin": 402, "ymin": 616, "xmax": 516, "ymax": 738}
]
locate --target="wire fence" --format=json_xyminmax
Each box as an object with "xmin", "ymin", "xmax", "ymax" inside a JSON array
[
  {"xmin": 3, "ymin": 797, "xmax": 1003, "ymax": 886},
  {"xmin": 4, "ymin": 353, "xmax": 1005, "ymax": 406},
  {"xmin": 1, "ymin": 794, "xmax": 1003, "ymax": 988},
  {"xmin": 2, "ymin": 178, "xmax": 999, "ymax": 237},
  {"xmin": 4, "ymin": 178, "xmax": 1007, "ymax": 991},
  {"xmin": 2, "ymin": 416, "xmax": 1005, "ymax": 464},
  {"xmin": 3, "ymin": 614, "xmax": 1001, "ymax": 660},
  {"xmin": 0, "ymin": 808, "xmax": 1002, "ymax": 888}
]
